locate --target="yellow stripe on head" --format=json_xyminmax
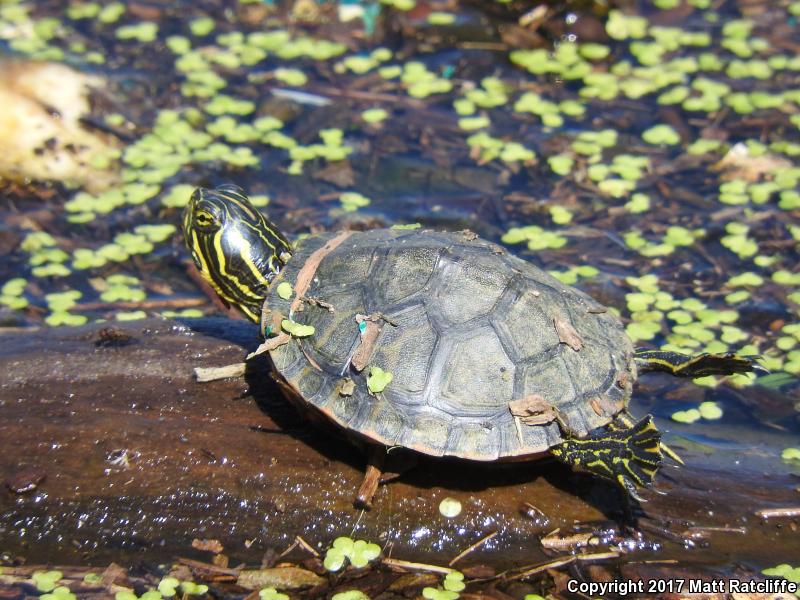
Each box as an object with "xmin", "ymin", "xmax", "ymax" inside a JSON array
[{"xmin": 183, "ymin": 185, "xmax": 292, "ymax": 323}]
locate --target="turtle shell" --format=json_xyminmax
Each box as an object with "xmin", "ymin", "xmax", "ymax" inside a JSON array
[{"xmin": 264, "ymin": 229, "xmax": 636, "ymax": 461}]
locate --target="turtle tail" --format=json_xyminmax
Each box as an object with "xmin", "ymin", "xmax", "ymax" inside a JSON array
[{"xmin": 551, "ymin": 415, "xmax": 663, "ymax": 501}]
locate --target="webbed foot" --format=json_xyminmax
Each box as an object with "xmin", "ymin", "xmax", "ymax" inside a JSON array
[{"xmin": 551, "ymin": 415, "xmax": 663, "ymax": 500}]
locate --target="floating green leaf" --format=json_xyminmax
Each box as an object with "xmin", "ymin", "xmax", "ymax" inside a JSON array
[
  {"xmin": 331, "ymin": 591, "xmax": 370, "ymax": 600},
  {"xmin": 340, "ymin": 192, "xmax": 371, "ymax": 212},
  {"xmin": 323, "ymin": 536, "xmax": 381, "ymax": 572},
  {"xmin": 642, "ymin": 124, "xmax": 681, "ymax": 145},
  {"xmin": 698, "ymin": 401, "xmax": 723, "ymax": 420},
  {"xmin": 33, "ymin": 571, "xmax": 63, "ymax": 593},
  {"xmin": 259, "ymin": 588, "xmax": 290, "ymax": 600},
  {"xmin": 439, "ymin": 497, "xmax": 462, "ymax": 518},
  {"xmin": 671, "ymin": 408, "xmax": 701, "ymax": 424}
]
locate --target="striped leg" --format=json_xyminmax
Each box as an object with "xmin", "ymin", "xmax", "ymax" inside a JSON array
[
  {"xmin": 634, "ymin": 349, "xmax": 766, "ymax": 378},
  {"xmin": 615, "ymin": 413, "xmax": 683, "ymax": 466},
  {"xmin": 551, "ymin": 415, "xmax": 662, "ymax": 502}
]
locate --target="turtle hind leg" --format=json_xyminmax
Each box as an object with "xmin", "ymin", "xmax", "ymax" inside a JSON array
[
  {"xmin": 634, "ymin": 349, "xmax": 767, "ymax": 378},
  {"xmin": 551, "ymin": 415, "xmax": 663, "ymax": 501}
]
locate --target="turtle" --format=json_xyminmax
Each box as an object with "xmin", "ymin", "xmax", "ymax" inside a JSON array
[{"xmin": 183, "ymin": 184, "xmax": 762, "ymax": 507}]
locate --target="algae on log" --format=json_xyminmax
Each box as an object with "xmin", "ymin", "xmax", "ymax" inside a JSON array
[{"xmin": 0, "ymin": 319, "xmax": 797, "ymax": 568}]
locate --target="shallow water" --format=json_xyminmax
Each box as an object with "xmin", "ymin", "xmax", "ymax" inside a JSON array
[{"xmin": 0, "ymin": 0, "xmax": 798, "ymax": 592}]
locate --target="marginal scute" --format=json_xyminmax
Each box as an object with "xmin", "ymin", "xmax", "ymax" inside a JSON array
[
  {"xmin": 453, "ymin": 422, "xmax": 500, "ymax": 460},
  {"xmin": 365, "ymin": 398, "xmax": 403, "ymax": 441},
  {"xmin": 402, "ymin": 414, "xmax": 451, "ymax": 456}
]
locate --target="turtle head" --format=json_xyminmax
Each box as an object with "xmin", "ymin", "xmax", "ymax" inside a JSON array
[{"xmin": 183, "ymin": 184, "xmax": 292, "ymax": 323}]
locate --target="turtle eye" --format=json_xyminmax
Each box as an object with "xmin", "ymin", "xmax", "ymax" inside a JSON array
[{"xmin": 194, "ymin": 208, "xmax": 220, "ymax": 231}]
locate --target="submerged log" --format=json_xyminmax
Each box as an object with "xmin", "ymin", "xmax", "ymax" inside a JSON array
[{"xmin": 0, "ymin": 319, "xmax": 797, "ymax": 568}]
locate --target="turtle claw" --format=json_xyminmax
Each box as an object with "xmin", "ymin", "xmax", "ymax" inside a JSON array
[{"xmin": 620, "ymin": 476, "xmax": 647, "ymax": 503}]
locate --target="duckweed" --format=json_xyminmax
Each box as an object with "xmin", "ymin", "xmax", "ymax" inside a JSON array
[
  {"xmin": 116, "ymin": 22, "xmax": 158, "ymax": 43},
  {"xmin": 367, "ymin": 366, "xmax": 393, "ymax": 393},
  {"xmin": 331, "ymin": 592, "xmax": 370, "ymax": 600},
  {"xmin": 323, "ymin": 537, "xmax": 381, "ymax": 571},
  {"xmin": 157, "ymin": 577, "xmax": 180, "ymax": 597},
  {"xmin": 438, "ymin": 497, "xmax": 462, "ymax": 518},
  {"xmin": 362, "ymin": 108, "xmax": 388, "ymax": 123},
  {"xmin": 642, "ymin": 124, "xmax": 681, "ymax": 145},
  {"xmin": 548, "ymin": 155, "xmax": 573, "ymax": 176},
  {"xmin": 549, "ymin": 206, "xmax": 572, "ymax": 225},
  {"xmin": 259, "ymin": 589, "xmax": 290, "ymax": 600},
  {"xmin": 41, "ymin": 587, "xmax": 76, "ymax": 600},
  {"xmin": 340, "ymin": 192, "xmax": 371, "ymax": 212},
  {"xmin": 33, "ymin": 571, "xmax": 63, "ymax": 593},
  {"xmin": 502, "ymin": 226, "xmax": 567, "ymax": 251},
  {"xmin": 625, "ymin": 193, "xmax": 650, "ymax": 213}
]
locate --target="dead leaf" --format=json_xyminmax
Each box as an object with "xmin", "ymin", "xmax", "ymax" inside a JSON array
[
  {"xmin": 589, "ymin": 397, "xmax": 603, "ymax": 416},
  {"xmin": 192, "ymin": 538, "xmax": 224, "ymax": 554},
  {"xmin": 714, "ymin": 142, "xmax": 792, "ymax": 182},
  {"xmin": 554, "ymin": 317, "xmax": 583, "ymax": 351},
  {"xmin": 541, "ymin": 529, "xmax": 595, "ymax": 552},
  {"xmin": 337, "ymin": 377, "xmax": 355, "ymax": 396},
  {"xmin": 352, "ymin": 313, "xmax": 396, "ymax": 372},
  {"xmin": 313, "ymin": 160, "xmax": 355, "ymax": 187},
  {"xmin": 211, "ymin": 554, "xmax": 229, "ymax": 568},
  {"xmin": 508, "ymin": 394, "xmax": 556, "ymax": 426},
  {"xmin": 387, "ymin": 573, "xmax": 440, "ymax": 592},
  {"xmin": 237, "ymin": 567, "xmax": 324, "ymax": 590}
]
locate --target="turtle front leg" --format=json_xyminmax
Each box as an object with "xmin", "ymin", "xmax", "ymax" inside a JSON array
[
  {"xmin": 550, "ymin": 415, "xmax": 663, "ymax": 502},
  {"xmin": 355, "ymin": 446, "xmax": 386, "ymax": 509},
  {"xmin": 634, "ymin": 349, "xmax": 767, "ymax": 378}
]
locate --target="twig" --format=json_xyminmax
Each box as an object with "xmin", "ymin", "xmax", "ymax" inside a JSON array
[
  {"xmin": 503, "ymin": 551, "xmax": 620, "ymax": 582},
  {"xmin": 302, "ymin": 84, "xmax": 428, "ymax": 109},
  {"xmin": 194, "ymin": 362, "xmax": 246, "ymax": 382},
  {"xmin": 683, "ymin": 525, "xmax": 747, "ymax": 538},
  {"xmin": 177, "ymin": 557, "xmax": 240, "ymax": 577},
  {"xmin": 755, "ymin": 507, "xmax": 800, "ymax": 519},
  {"xmin": 503, "ymin": 556, "xmax": 576, "ymax": 582},
  {"xmin": 382, "ymin": 557, "xmax": 455, "ymax": 575},
  {"xmin": 275, "ymin": 538, "xmax": 299, "ymax": 561},
  {"xmin": 295, "ymin": 535, "xmax": 320, "ymax": 558},
  {"xmin": 449, "ymin": 531, "xmax": 498, "ymax": 566}
]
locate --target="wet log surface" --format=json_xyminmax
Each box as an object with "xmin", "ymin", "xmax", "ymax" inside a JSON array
[{"xmin": 0, "ymin": 319, "xmax": 798, "ymax": 570}]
